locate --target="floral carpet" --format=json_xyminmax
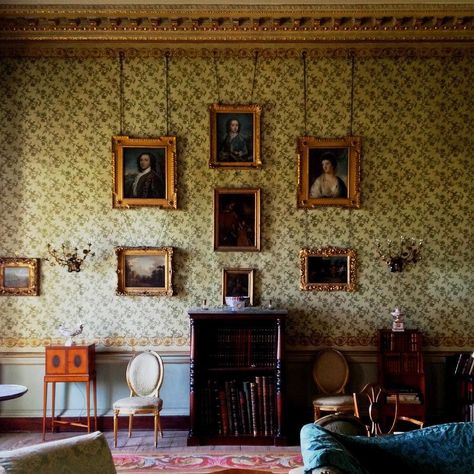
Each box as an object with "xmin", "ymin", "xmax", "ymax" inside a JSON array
[{"xmin": 113, "ymin": 452, "xmax": 303, "ymax": 473}]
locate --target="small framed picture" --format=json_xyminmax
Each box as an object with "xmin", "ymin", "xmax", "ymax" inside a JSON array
[
  {"xmin": 297, "ymin": 136, "xmax": 361, "ymax": 208},
  {"xmin": 209, "ymin": 103, "xmax": 262, "ymax": 169},
  {"xmin": 0, "ymin": 258, "xmax": 39, "ymax": 296},
  {"xmin": 222, "ymin": 268, "xmax": 255, "ymax": 305},
  {"xmin": 214, "ymin": 188, "xmax": 261, "ymax": 252},
  {"xmin": 112, "ymin": 135, "xmax": 177, "ymax": 209},
  {"xmin": 116, "ymin": 247, "xmax": 173, "ymax": 296},
  {"xmin": 300, "ymin": 247, "xmax": 356, "ymax": 292}
]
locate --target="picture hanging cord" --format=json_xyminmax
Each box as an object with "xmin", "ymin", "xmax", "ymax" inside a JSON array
[
  {"xmin": 250, "ymin": 50, "xmax": 259, "ymax": 104},
  {"xmin": 119, "ymin": 50, "xmax": 125, "ymax": 135},
  {"xmin": 303, "ymin": 50, "xmax": 308, "ymax": 136},
  {"xmin": 347, "ymin": 50, "xmax": 356, "ymax": 248},
  {"xmin": 213, "ymin": 50, "xmax": 222, "ymax": 104},
  {"xmin": 165, "ymin": 51, "xmax": 170, "ymax": 136}
]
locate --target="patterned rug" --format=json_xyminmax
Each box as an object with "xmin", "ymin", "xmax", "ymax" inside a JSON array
[{"xmin": 113, "ymin": 452, "xmax": 303, "ymax": 473}]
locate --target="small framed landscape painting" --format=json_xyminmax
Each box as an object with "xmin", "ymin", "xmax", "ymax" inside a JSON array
[
  {"xmin": 116, "ymin": 247, "xmax": 173, "ymax": 296},
  {"xmin": 222, "ymin": 268, "xmax": 254, "ymax": 305},
  {"xmin": 0, "ymin": 258, "xmax": 39, "ymax": 296},
  {"xmin": 214, "ymin": 188, "xmax": 261, "ymax": 252},
  {"xmin": 209, "ymin": 103, "xmax": 262, "ymax": 169},
  {"xmin": 300, "ymin": 247, "xmax": 356, "ymax": 292},
  {"xmin": 297, "ymin": 136, "xmax": 361, "ymax": 208},
  {"xmin": 112, "ymin": 135, "xmax": 177, "ymax": 209}
]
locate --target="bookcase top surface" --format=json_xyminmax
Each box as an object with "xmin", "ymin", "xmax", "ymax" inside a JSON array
[{"xmin": 188, "ymin": 307, "xmax": 287, "ymax": 316}]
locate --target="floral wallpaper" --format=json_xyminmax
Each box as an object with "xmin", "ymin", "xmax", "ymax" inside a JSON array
[{"xmin": 0, "ymin": 49, "xmax": 472, "ymax": 351}]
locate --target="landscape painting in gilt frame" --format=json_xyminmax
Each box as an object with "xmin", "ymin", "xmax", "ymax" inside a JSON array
[
  {"xmin": 112, "ymin": 136, "xmax": 177, "ymax": 209},
  {"xmin": 214, "ymin": 188, "xmax": 261, "ymax": 252},
  {"xmin": 0, "ymin": 258, "xmax": 39, "ymax": 296},
  {"xmin": 209, "ymin": 103, "xmax": 262, "ymax": 169},
  {"xmin": 300, "ymin": 247, "xmax": 356, "ymax": 292},
  {"xmin": 116, "ymin": 247, "xmax": 173, "ymax": 296},
  {"xmin": 297, "ymin": 136, "xmax": 361, "ymax": 208},
  {"xmin": 222, "ymin": 268, "xmax": 254, "ymax": 305}
]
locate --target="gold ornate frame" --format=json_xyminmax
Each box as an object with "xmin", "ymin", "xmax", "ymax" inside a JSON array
[
  {"xmin": 112, "ymin": 135, "xmax": 177, "ymax": 209},
  {"xmin": 209, "ymin": 104, "xmax": 262, "ymax": 169},
  {"xmin": 298, "ymin": 136, "xmax": 361, "ymax": 208},
  {"xmin": 214, "ymin": 188, "xmax": 261, "ymax": 252},
  {"xmin": 222, "ymin": 268, "xmax": 255, "ymax": 305},
  {"xmin": 116, "ymin": 246, "xmax": 173, "ymax": 296},
  {"xmin": 300, "ymin": 247, "xmax": 357, "ymax": 292},
  {"xmin": 0, "ymin": 258, "xmax": 39, "ymax": 296}
]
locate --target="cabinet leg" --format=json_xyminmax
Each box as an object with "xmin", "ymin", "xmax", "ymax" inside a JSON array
[
  {"xmin": 42, "ymin": 381, "xmax": 48, "ymax": 441},
  {"xmin": 93, "ymin": 377, "xmax": 97, "ymax": 431},
  {"xmin": 86, "ymin": 380, "xmax": 91, "ymax": 433},
  {"xmin": 51, "ymin": 382, "xmax": 56, "ymax": 433}
]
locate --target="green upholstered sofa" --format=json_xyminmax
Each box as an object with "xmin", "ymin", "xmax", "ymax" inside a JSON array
[
  {"xmin": 296, "ymin": 422, "xmax": 474, "ymax": 474},
  {"xmin": 0, "ymin": 431, "xmax": 116, "ymax": 474}
]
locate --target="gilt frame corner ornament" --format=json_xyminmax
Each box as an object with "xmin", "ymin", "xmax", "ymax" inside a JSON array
[
  {"xmin": 112, "ymin": 135, "xmax": 177, "ymax": 209},
  {"xmin": 297, "ymin": 136, "xmax": 361, "ymax": 209},
  {"xmin": 300, "ymin": 247, "xmax": 356, "ymax": 292},
  {"xmin": 116, "ymin": 246, "xmax": 174, "ymax": 296},
  {"xmin": 209, "ymin": 103, "xmax": 262, "ymax": 170},
  {"xmin": 0, "ymin": 257, "xmax": 39, "ymax": 296}
]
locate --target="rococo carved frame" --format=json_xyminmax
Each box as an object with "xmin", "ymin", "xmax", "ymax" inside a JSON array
[{"xmin": 0, "ymin": 257, "xmax": 39, "ymax": 296}]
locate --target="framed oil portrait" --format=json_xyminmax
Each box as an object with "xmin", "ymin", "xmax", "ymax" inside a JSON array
[
  {"xmin": 112, "ymin": 135, "xmax": 177, "ymax": 209},
  {"xmin": 0, "ymin": 258, "xmax": 39, "ymax": 296},
  {"xmin": 222, "ymin": 268, "xmax": 254, "ymax": 305},
  {"xmin": 300, "ymin": 247, "xmax": 357, "ymax": 292},
  {"xmin": 297, "ymin": 136, "xmax": 361, "ymax": 208},
  {"xmin": 209, "ymin": 103, "xmax": 262, "ymax": 169},
  {"xmin": 116, "ymin": 247, "xmax": 173, "ymax": 296},
  {"xmin": 214, "ymin": 188, "xmax": 261, "ymax": 252}
]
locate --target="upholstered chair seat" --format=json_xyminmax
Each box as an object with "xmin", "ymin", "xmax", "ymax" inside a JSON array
[
  {"xmin": 312, "ymin": 394, "xmax": 354, "ymax": 408},
  {"xmin": 113, "ymin": 396, "xmax": 163, "ymax": 410}
]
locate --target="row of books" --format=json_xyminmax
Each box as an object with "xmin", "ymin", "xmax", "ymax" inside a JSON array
[
  {"xmin": 380, "ymin": 331, "xmax": 421, "ymax": 353},
  {"xmin": 460, "ymin": 403, "xmax": 474, "ymax": 422},
  {"xmin": 382, "ymin": 355, "xmax": 422, "ymax": 375},
  {"xmin": 205, "ymin": 328, "xmax": 276, "ymax": 368},
  {"xmin": 386, "ymin": 392, "xmax": 422, "ymax": 404},
  {"xmin": 453, "ymin": 353, "xmax": 474, "ymax": 376},
  {"xmin": 199, "ymin": 376, "xmax": 275, "ymax": 436}
]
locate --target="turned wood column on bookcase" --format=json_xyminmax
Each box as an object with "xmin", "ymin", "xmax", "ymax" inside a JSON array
[{"xmin": 187, "ymin": 308, "xmax": 287, "ymax": 446}]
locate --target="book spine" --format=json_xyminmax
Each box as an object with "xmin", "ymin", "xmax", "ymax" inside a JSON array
[
  {"xmin": 218, "ymin": 387, "xmax": 229, "ymax": 435},
  {"xmin": 250, "ymin": 382, "xmax": 258, "ymax": 436}
]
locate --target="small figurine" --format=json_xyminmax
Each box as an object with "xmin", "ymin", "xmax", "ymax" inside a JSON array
[
  {"xmin": 58, "ymin": 322, "xmax": 84, "ymax": 346},
  {"xmin": 391, "ymin": 307, "xmax": 405, "ymax": 332}
]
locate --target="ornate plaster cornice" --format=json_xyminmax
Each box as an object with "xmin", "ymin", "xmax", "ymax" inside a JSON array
[{"xmin": 0, "ymin": 4, "xmax": 473, "ymax": 47}]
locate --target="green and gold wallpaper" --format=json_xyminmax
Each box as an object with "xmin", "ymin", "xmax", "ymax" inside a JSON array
[{"xmin": 0, "ymin": 48, "xmax": 472, "ymax": 351}]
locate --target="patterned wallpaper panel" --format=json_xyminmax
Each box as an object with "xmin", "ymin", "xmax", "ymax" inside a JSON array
[{"xmin": 0, "ymin": 50, "xmax": 472, "ymax": 351}]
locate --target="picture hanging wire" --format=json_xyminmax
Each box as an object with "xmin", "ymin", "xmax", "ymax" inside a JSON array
[
  {"xmin": 165, "ymin": 50, "xmax": 171, "ymax": 135},
  {"xmin": 347, "ymin": 50, "xmax": 356, "ymax": 248},
  {"xmin": 302, "ymin": 50, "xmax": 308, "ymax": 136},
  {"xmin": 213, "ymin": 50, "xmax": 222, "ymax": 104},
  {"xmin": 250, "ymin": 49, "xmax": 259, "ymax": 104},
  {"xmin": 119, "ymin": 50, "xmax": 125, "ymax": 135}
]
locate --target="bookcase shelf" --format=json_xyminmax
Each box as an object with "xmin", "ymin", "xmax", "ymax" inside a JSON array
[
  {"xmin": 377, "ymin": 329, "xmax": 426, "ymax": 422},
  {"xmin": 187, "ymin": 308, "xmax": 287, "ymax": 446},
  {"xmin": 445, "ymin": 353, "xmax": 474, "ymax": 422}
]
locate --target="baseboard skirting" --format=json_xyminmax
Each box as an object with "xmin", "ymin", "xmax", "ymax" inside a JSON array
[{"xmin": 0, "ymin": 415, "xmax": 189, "ymax": 433}]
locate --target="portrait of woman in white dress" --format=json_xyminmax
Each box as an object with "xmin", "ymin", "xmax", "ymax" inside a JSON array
[{"xmin": 309, "ymin": 150, "xmax": 348, "ymax": 199}]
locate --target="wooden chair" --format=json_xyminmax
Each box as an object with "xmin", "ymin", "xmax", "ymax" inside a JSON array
[
  {"xmin": 353, "ymin": 383, "xmax": 424, "ymax": 436},
  {"xmin": 315, "ymin": 412, "xmax": 369, "ymax": 436},
  {"xmin": 113, "ymin": 350, "xmax": 164, "ymax": 447},
  {"xmin": 312, "ymin": 348, "xmax": 354, "ymax": 421}
]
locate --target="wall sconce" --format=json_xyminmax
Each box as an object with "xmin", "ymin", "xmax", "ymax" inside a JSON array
[
  {"xmin": 46, "ymin": 243, "xmax": 94, "ymax": 272},
  {"xmin": 375, "ymin": 236, "xmax": 423, "ymax": 272}
]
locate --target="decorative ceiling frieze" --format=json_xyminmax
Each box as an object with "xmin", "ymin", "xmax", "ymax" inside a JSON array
[{"xmin": 0, "ymin": 4, "xmax": 473, "ymax": 48}]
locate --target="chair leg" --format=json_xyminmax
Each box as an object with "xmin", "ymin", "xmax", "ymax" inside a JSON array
[
  {"xmin": 113, "ymin": 411, "xmax": 118, "ymax": 448},
  {"xmin": 313, "ymin": 405, "xmax": 321, "ymax": 421},
  {"xmin": 128, "ymin": 414, "xmax": 133, "ymax": 438},
  {"xmin": 154, "ymin": 414, "xmax": 159, "ymax": 448}
]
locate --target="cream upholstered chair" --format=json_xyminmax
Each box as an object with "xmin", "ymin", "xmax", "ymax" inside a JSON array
[
  {"xmin": 113, "ymin": 350, "xmax": 164, "ymax": 448},
  {"xmin": 312, "ymin": 348, "xmax": 354, "ymax": 421}
]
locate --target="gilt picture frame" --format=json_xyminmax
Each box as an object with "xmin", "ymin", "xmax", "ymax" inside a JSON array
[
  {"xmin": 300, "ymin": 247, "xmax": 356, "ymax": 292},
  {"xmin": 214, "ymin": 188, "xmax": 261, "ymax": 252},
  {"xmin": 0, "ymin": 258, "xmax": 39, "ymax": 296},
  {"xmin": 297, "ymin": 136, "xmax": 361, "ymax": 208},
  {"xmin": 112, "ymin": 135, "xmax": 177, "ymax": 209},
  {"xmin": 209, "ymin": 103, "xmax": 262, "ymax": 169},
  {"xmin": 222, "ymin": 268, "xmax": 255, "ymax": 305},
  {"xmin": 116, "ymin": 247, "xmax": 173, "ymax": 296}
]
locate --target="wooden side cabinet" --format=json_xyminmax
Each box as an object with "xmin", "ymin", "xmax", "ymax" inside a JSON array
[
  {"xmin": 188, "ymin": 308, "xmax": 287, "ymax": 446},
  {"xmin": 43, "ymin": 344, "xmax": 97, "ymax": 440}
]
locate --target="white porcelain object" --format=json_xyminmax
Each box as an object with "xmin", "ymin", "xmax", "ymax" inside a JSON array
[{"xmin": 225, "ymin": 296, "xmax": 250, "ymax": 310}]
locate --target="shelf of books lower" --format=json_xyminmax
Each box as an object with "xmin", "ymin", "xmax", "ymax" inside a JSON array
[
  {"xmin": 204, "ymin": 367, "xmax": 276, "ymax": 372},
  {"xmin": 187, "ymin": 433, "xmax": 287, "ymax": 446}
]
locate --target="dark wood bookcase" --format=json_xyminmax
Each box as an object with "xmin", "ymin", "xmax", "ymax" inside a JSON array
[
  {"xmin": 187, "ymin": 308, "xmax": 287, "ymax": 446},
  {"xmin": 445, "ymin": 353, "xmax": 474, "ymax": 422},
  {"xmin": 377, "ymin": 329, "xmax": 426, "ymax": 422}
]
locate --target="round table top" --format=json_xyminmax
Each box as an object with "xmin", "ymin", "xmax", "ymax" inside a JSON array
[{"xmin": 0, "ymin": 384, "xmax": 28, "ymax": 402}]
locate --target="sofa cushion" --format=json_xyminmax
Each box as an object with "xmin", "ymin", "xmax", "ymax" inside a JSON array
[{"xmin": 0, "ymin": 431, "xmax": 116, "ymax": 474}]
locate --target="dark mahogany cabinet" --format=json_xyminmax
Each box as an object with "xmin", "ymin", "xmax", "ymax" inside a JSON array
[{"xmin": 187, "ymin": 308, "xmax": 287, "ymax": 446}]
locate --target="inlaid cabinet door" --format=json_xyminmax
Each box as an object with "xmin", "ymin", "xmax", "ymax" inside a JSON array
[
  {"xmin": 45, "ymin": 348, "xmax": 66, "ymax": 374},
  {"xmin": 67, "ymin": 347, "xmax": 89, "ymax": 374}
]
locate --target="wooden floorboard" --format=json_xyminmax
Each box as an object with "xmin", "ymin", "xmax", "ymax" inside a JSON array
[{"xmin": 0, "ymin": 430, "xmax": 300, "ymax": 453}]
